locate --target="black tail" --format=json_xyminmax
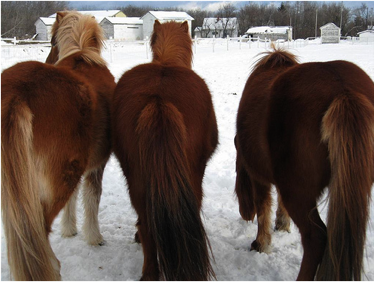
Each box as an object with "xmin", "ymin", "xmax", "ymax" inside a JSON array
[{"xmin": 136, "ymin": 99, "xmax": 216, "ymax": 280}]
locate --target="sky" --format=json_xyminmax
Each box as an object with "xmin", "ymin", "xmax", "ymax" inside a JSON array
[{"xmin": 68, "ymin": 1, "xmax": 374, "ymax": 12}]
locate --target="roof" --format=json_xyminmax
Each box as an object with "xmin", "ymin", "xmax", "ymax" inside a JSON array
[
  {"xmin": 49, "ymin": 10, "xmax": 124, "ymax": 18},
  {"xmin": 36, "ymin": 17, "xmax": 56, "ymax": 26},
  {"xmin": 246, "ymin": 26, "xmax": 291, "ymax": 34},
  {"xmin": 101, "ymin": 17, "xmax": 143, "ymax": 25},
  {"xmin": 320, "ymin": 23, "xmax": 340, "ymax": 30},
  {"xmin": 357, "ymin": 30, "xmax": 374, "ymax": 35},
  {"xmin": 202, "ymin": 18, "xmax": 238, "ymax": 30},
  {"xmin": 141, "ymin": 11, "xmax": 194, "ymax": 21}
]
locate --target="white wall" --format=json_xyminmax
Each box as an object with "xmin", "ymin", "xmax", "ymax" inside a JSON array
[{"xmin": 114, "ymin": 25, "xmax": 143, "ymax": 41}]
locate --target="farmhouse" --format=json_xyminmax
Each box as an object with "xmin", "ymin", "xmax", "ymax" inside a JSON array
[
  {"xmin": 245, "ymin": 26, "xmax": 292, "ymax": 41},
  {"xmin": 195, "ymin": 17, "xmax": 239, "ymax": 38},
  {"xmin": 100, "ymin": 17, "xmax": 143, "ymax": 40},
  {"xmin": 35, "ymin": 10, "xmax": 126, "ymax": 41},
  {"xmin": 320, "ymin": 23, "xmax": 340, "ymax": 44},
  {"xmin": 141, "ymin": 11, "xmax": 194, "ymax": 39}
]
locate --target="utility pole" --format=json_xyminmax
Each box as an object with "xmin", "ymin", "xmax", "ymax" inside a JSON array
[{"xmin": 315, "ymin": 9, "xmax": 318, "ymax": 38}]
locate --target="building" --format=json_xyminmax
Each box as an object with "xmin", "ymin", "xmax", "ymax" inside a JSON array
[
  {"xmin": 357, "ymin": 28, "xmax": 374, "ymax": 43},
  {"xmin": 195, "ymin": 18, "xmax": 238, "ymax": 38},
  {"xmin": 245, "ymin": 26, "xmax": 292, "ymax": 41},
  {"xmin": 100, "ymin": 17, "xmax": 143, "ymax": 40},
  {"xmin": 34, "ymin": 17, "xmax": 56, "ymax": 41},
  {"xmin": 320, "ymin": 23, "xmax": 340, "ymax": 44},
  {"xmin": 35, "ymin": 10, "xmax": 126, "ymax": 41},
  {"xmin": 141, "ymin": 11, "xmax": 194, "ymax": 39}
]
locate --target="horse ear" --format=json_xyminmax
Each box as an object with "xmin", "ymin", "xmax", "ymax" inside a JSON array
[
  {"xmin": 181, "ymin": 21, "xmax": 189, "ymax": 33},
  {"xmin": 56, "ymin": 12, "xmax": 66, "ymax": 23},
  {"xmin": 154, "ymin": 20, "xmax": 161, "ymax": 31}
]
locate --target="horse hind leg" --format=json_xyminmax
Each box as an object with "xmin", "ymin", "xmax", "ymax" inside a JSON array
[
  {"xmin": 82, "ymin": 164, "xmax": 105, "ymax": 246},
  {"xmin": 61, "ymin": 187, "xmax": 79, "ymax": 238},
  {"xmin": 250, "ymin": 179, "xmax": 272, "ymax": 253},
  {"xmin": 274, "ymin": 191, "xmax": 291, "ymax": 232}
]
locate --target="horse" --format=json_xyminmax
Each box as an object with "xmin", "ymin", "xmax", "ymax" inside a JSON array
[
  {"xmin": 45, "ymin": 12, "xmax": 114, "ymax": 248},
  {"xmin": 235, "ymin": 45, "xmax": 373, "ymax": 280},
  {"xmin": 112, "ymin": 20, "xmax": 218, "ymax": 280},
  {"xmin": 1, "ymin": 11, "xmax": 115, "ymax": 280}
]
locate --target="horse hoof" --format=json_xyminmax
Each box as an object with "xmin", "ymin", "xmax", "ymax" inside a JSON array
[
  {"xmin": 250, "ymin": 240, "xmax": 261, "ymax": 252},
  {"xmin": 98, "ymin": 240, "xmax": 106, "ymax": 246},
  {"xmin": 61, "ymin": 231, "xmax": 78, "ymax": 238}
]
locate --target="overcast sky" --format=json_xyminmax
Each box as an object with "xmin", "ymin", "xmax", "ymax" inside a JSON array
[{"xmin": 69, "ymin": 1, "xmax": 374, "ymax": 11}]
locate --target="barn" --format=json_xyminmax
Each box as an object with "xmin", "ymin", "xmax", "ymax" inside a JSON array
[
  {"xmin": 320, "ymin": 23, "xmax": 340, "ymax": 44},
  {"xmin": 34, "ymin": 17, "xmax": 56, "ymax": 41},
  {"xmin": 245, "ymin": 26, "xmax": 292, "ymax": 41},
  {"xmin": 100, "ymin": 17, "xmax": 143, "ymax": 40},
  {"xmin": 141, "ymin": 11, "xmax": 194, "ymax": 39}
]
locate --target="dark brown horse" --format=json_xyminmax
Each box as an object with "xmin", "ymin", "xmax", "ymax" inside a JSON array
[
  {"xmin": 1, "ymin": 11, "xmax": 115, "ymax": 280},
  {"xmin": 235, "ymin": 46, "xmax": 373, "ymax": 280},
  {"xmin": 112, "ymin": 20, "xmax": 218, "ymax": 280}
]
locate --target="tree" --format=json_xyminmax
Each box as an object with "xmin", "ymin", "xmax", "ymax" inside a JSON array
[{"xmin": 1, "ymin": 1, "xmax": 68, "ymax": 38}]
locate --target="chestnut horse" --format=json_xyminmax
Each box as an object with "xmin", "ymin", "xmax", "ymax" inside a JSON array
[
  {"xmin": 235, "ymin": 46, "xmax": 373, "ymax": 280},
  {"xmin": 2, "ymin": 11, "xmax": 115, "ymax": 280},
  {"xmin": 112, "ymin": 20, "xmax": 218, "ymax": 280}
]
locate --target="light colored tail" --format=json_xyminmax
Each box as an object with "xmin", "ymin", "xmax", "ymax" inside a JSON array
[
  {"xmin": 1, "ymin": 97, "xmax": 60, "ymax": 280},
  {"xmin": 317, "ymin": 92, "xmax": 374, "ymax": 280}
]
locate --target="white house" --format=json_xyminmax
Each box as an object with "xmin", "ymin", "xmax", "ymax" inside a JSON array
[
  {"xmin": 245, "ymin": 26, "xmax": 292, "ymax": 41},
  {"xmin": 141, "ymin": 11, "xmax": 194, "ymax": 39},
  {"xmin": 195, "ymin": 18, "xmax": 238, "ymax": 38},
  {"xmin": 100, "ymin": 17, "xmax": 143, "ymax": 40},
  {"xmin": 320, "ymin": 23, "xmax": 340, "ymax": 44},
  {"xmin": 34, "ymin": 17, "xmax": 56, "ymax": 40}
]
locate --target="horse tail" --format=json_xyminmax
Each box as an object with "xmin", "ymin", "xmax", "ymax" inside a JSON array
[
  {"xmin": 136, "ymin": 98, "xmax": 215, "ymax": 280},
  {"xmin": 1, "ymin": 97, "xmax": 58, "ymax": 280},
  {"xmin": 317, "ymin": 91, "xmax": 374, "ymax": 280}
]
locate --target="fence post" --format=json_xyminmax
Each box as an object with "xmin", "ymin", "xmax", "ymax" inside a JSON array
[
  {"xmin": 227, "ymin": 35, "xmax": 229, "ymax": 51},
  {"xmin": 145, "ymin": 36, "xmax": 149, "ymax": 59},
  {"xmin": 194, "ymin": 35, "xmax": 197, "ymax": 54},
  {"xmin": 212, "ymin": 35, "xmax": 215, "ymax": 53},
  {"xmin": 239, "ymin": 35, "xmax": 242, "ymax": 50},
  {"xmin": 109, "ymin": 41, "xmax": 113, "ymax": 63},
  {"xmin": 13, "ymin": 36, "xmax": 17, "ymax": 45},
  {"xmin": 257, "ymin": 37, "xmax": 260, "ymax": 48}
]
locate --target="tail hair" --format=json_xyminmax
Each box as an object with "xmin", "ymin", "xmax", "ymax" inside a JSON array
[
  {"xmin": 317, "ymin": 91, "xmax": 374, "ymax": 280},
  {"xmin": 136, "ymin": 98, "xmax": 216, "ymax": 280},
  {"xmin": 1, "ymin": 97, "xmax": 59, "ymax": 280}
]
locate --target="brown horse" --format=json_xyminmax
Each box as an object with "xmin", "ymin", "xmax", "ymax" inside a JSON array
[
  {"xmin": 235, "ymin": 46, "xmax": 373, "ymax": 280},
  {"xmin": 1, "ymin": 11, "xmax": 115, "ymax": 280},
  {"xmin": 112, "ymin": 20, "xmax": 218, "ymax": 280}
]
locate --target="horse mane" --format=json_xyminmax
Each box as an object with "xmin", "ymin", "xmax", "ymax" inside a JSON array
[
  {"xmin": 150, "ymin": 21, "xmax": 193, "ymax": 69},
  {"xmin": 252, "ymin": 42, "xmax": 299, "ymax": 71},
  {"xmin": 53, "ymin": 11, "xmax": 106, "ymax": 66}
]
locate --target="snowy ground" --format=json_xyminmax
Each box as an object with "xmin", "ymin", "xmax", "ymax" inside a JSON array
[{"xmin": 1, "ymin": 39, "xmax": 374, "ymax": 280}]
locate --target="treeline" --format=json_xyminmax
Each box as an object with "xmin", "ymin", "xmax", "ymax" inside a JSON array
[
  {"xmin": 1, "ymin": 1, "xmax": 373, "ymax": 39},
  {"xmin": 1, "ymin": 1, "xmax": 67, "ymax": 38}
]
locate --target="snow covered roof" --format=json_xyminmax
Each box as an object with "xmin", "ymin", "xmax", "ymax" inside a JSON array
[
  {"xmin": 49, "ymin": 10, "xmax": 124, "ymax": 18},
  {"xmin": 202, "ymin": 18, "xmax": 238, "ymax": 30},
  {"xmin": 320, "ymin": 23, "xmax": 340, "ymax": 30},
  {"xmin": 357, "ymin": 29, "xmax": 374, "ymax": 35},
  {"xmin": 36, "ymin": 17, "xmax": 56, "ymax": 26},
  {"xmin": 142, "ymin": 11, "xmax": 194, "ymax": 21},
  {"xmin": 101, "ymin": 17, "xmax": 143, "ymax": 25},
  {"xmin": 246, "ymin": 26, "xmax": 291, "ymax": 34}
]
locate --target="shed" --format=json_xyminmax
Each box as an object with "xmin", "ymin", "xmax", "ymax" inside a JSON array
[
  {"xmin": 245, "ymin": 26, "xmax": 292, "ymax": 41},
  {"xmin": 34, "ymin": 17, "xmax": 56, "ymax": 41},
  {"xmin": 195, "ymin": 18, "xmax": 238, "ymax": 38},
  {"xmin": 141, "ymin": 11, "xmax": 194, "ymax": 39},
  {"xmin": 320, "ymin": 23, "xmax": 340, "ymax": 44},
  {"xmin": 357, "ymin": 29, "xmax": 374, "ymax": 43},
  {"xmin": 100, "ymin": 17, "xmax": 143, "ymax": 40}
]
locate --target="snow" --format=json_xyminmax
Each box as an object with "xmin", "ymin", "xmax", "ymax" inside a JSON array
[
  {"xmin": 144, "ymin": 11, "xmax": 194, "ymax": 21},
  {"xmin": 1, "ymin": 40, "xmax": 374, "ymax": 281}
]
